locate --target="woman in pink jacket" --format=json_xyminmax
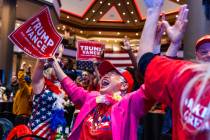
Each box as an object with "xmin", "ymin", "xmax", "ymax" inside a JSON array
[{"xmin": 52, "ymin": 57, "xmax": 152, "ymax": 140}]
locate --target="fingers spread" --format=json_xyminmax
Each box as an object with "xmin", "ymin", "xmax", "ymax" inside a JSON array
[
  {"xmin": 182, "ymin": 9, "xmax": 189, "ymax": 22},
  {"xmin": 178, "ymin": 4, "xmax": 188, "ymax": 22}
]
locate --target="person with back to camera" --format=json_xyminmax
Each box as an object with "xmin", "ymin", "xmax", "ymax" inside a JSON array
[
  {"xmin": 28, "ymin": 45, "xmax": 67, "ymax": 139},
  {"xmin": 137, "ymin": 0, "xmax": 210, "ymax": 139}
]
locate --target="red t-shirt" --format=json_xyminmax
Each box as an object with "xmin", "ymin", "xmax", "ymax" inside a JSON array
[
  {"xmin": 144, "ymin": 56, "xmax": 210, "ymax": 140},
  {"xmin": 79, "ymin": 104, "xmax": 112, "ymax": 140}
]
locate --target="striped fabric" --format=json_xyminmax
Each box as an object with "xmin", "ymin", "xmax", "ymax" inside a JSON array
[
  {"xmin": 104, "ymin": 51, "xmax": 134, "ymax": 69},
  {"xmin": 32, "ymin": 119, "xmax": 51, "ymax": 138},
  {"xmin": 29, "ymin": 90, "xmax": 57, "ymax": 139}
]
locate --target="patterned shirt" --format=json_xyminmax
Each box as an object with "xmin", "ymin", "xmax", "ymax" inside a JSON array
[
  {"xmin": 28, "ymin": 89, "xmax": 56, "ymax": 138},
  {"xmin": 80, "ymin": 104, "xmax": 112, "ymax": 140}
]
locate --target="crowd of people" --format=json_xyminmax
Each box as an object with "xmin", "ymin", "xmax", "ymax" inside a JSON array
[{"xmin": 0, "ymin": 0, "xmax": 210, "ymax": 140}]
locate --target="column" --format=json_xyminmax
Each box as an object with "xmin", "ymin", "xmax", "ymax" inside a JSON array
[
  {"xmin": 183, "ymin": 0, "xmax": 210, "ymax": 59},
  {"xmin": 0, "ymin": 0, "xmax": 16, "ymax": 86}
]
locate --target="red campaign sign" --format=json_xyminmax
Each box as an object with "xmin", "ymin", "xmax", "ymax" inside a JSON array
[
  {"xmin": 76, "ymin": 41, "xmax": 105, "ymax": 60},
  {"xmin": 9, "ymin": 7, "xmax": 62, "ymax": 59}
]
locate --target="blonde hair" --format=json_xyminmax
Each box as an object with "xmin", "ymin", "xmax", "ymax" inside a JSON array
[{"xmin": 178, "ymin": 62, "xmax": 210, "ymax": 135}]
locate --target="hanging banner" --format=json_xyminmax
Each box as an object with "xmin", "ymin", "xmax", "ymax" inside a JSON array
[
  {"xmin": 8, "ymin": 7, "xmax": 62, "ymax": 59},
  {"xmin": 76, "ymin": 40, "xmax": 105, "ymax": 60}
]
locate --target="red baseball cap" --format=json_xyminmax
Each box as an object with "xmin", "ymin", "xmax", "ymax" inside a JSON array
[
  {"xmin": 195, "ymin": 35, "xmax": 210, "ymax": 51},
  {"xmin": 98, "ymin": 60, "xmax": 134, "ymax": 93}
]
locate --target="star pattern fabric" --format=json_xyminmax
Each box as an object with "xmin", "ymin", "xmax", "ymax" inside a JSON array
[
  {"xmin": 77, "ymin": 61, "xmax": 94, "ymax": 72},
  {"xmin": 28, "ymin": 90, "xmax": 56, "ymax": 138}
]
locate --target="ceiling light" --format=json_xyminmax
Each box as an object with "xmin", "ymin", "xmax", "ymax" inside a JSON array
[
  {"xmin": 80, "ymin": 30, "xmax": 83, "ymax": 34},
  {"xmin": 118, "ymin": 3, "xmax": 121, "ymax": 6},
  {"xmin": 57, "ymin": 27, "xmax": 60, "ymax": 30},
  {"xmin": 176, "ymin": 0, "xmax": 180, "ymax": 2},
  {"xmin": 127, "ymin": 2, "xmax": 130, "ymax": 5},
  {"xmin": 123, "ymin": 12, "xmax": 126, "ymax": 15},
  {"xmin": 117, "ymin": 32, "xmax": 120, "ymax": 35},
  {"xmin": 99, "ymin": 32, "xmax": 101, "ymax": 34},
  {"xmin": 67, "ymin": 16, "xmax": 70, "ymax": 19},
  {"xmin": 86, "ymin": 18, "xmax": 89, "ymax": 20},
  {"xmin": 108, "ymin": 3, "xmax": 110, "ymax": 5},
  {"xmin": 93, "ymin": 19, "xmax": 96, "ymax": 22},
  {"xmin": 92, "ymin": 10, "xmax": 95, "ymax": 13},
  {"xmin": 131, "ymin": 11, "xmax": 134, "ymax": 14},
  {"xmin": 135, "ymin": 19, "xmax": 138, "ymax": 22},
  {"xmin": 136, "ymin": 33, "xmax": 139, "ymax": 36},
  {"xmin": 127, "ymin": 20, "xmax": 130, "ymax": 23},
  {"xmin": 100, "ymin": 11, "xmax": 103, "ymax": 14},
  {"xmin": 100, "ymin": 1, "xmax": 103, "ymax": 4}
]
